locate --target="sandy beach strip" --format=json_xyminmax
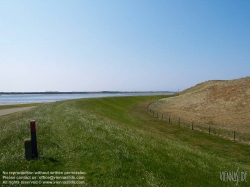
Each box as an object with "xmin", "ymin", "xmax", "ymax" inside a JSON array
[{"xmin": 0, "ymin": 106, "xmax": 36, "ymax": 116}]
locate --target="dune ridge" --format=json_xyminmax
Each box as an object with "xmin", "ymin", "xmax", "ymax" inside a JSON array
[{"xmin": 149, "ymin": 77, "xmax": 250, "ymax": 134}]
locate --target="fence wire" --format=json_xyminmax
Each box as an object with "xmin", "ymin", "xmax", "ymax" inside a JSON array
[{"xmin": 147, "ymin": 108, "xmax": 250, "ymax": 144}]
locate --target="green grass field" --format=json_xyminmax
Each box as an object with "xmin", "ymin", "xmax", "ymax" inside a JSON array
[{"xmin": 0, "ymin": 96, "xmax": 249, "ymax": 186}]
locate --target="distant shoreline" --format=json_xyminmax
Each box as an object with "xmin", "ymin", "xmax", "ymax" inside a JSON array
[
  {"xmin": 0, "ymin": 92, "xmax": 174, "ymax": 105},
  {"xmin": 0, "ymin": 91, "xmax": 174, "ymax": 95}
]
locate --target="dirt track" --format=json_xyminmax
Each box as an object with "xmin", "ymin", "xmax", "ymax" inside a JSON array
[{"xmin": 0, "ymin": 106, "xmax": 36, "ymax": 116}]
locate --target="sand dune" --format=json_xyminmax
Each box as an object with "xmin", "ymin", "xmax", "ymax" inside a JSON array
[{"xmin": 149, "ymin": 77, "xmax": 250, "ymax": 134}]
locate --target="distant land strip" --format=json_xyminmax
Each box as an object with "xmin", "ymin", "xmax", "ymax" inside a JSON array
[{"xmin": 0, "ymin": 91, "xmax": 174, "ymax": 95}]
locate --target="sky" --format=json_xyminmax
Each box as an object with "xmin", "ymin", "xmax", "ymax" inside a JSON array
[{"xmin": 1, "ymin": 0, "xmax": 250, "ymax": 92}]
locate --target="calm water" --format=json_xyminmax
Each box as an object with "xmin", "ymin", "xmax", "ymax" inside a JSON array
[{"xmin": 0, "ymin": 93, "xmax": 172, "ymax": 105}]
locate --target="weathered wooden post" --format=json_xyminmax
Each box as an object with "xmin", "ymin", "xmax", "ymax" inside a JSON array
[
  {"xmin": 24, "ymin": 120, "xmax": 38, "ymax": 159},
  {"xmin": 30, "ymin": 120, "xmax": 38, "ymax": 158}
]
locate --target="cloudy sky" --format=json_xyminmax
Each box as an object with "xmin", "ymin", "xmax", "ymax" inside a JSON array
[{"xmin": 1, "ymin": 0, "xmax": 249, "ymax": 92}]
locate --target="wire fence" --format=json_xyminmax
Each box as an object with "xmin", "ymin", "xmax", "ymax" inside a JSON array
[{"xmin": 147, "ymin": 107, "xmax": 250, "ymax": 144}]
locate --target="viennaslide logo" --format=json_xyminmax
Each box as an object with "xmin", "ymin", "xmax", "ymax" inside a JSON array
[{"xmin": 220, "ymin": 167, "xmax": 248, "ymax": 186}]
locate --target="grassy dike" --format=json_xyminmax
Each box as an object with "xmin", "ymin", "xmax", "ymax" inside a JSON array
[{"xmin": 0, "ymin": 95, "xmax": 250, "ymax": 186}]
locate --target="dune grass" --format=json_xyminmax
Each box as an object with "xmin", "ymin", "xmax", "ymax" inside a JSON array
[{"xmin": 0, "ymin": 96, "xmax": 249, "ymax": 186}]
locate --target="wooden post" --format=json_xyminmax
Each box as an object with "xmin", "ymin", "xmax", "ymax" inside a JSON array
[
  {"xmin": 24, "ymin": 138, "xmax": 32, "ymax": 160},
  {"xmin": 30, "ymin": 120, "xmax": 38, "ymax": 158}
]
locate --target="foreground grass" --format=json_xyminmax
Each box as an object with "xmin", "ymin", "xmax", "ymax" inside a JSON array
[{"xmin": 0, "ymin": 96, "xmax": 249, "ymax": 186}]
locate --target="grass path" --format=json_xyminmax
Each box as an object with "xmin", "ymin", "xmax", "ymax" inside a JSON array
[
  {"xmin": 0, "ymin": 96, "xmax": 249, "ymax": 186},
  {"xmin": 0, "ymin": 103, "xmax": 40, "ymax": 110},
  {"xmin": 0, "ymin": 106, "xmax": 36, "ymax": 116}
]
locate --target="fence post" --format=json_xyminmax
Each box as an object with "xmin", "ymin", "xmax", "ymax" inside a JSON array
[{"xmin": 30, "ymin": 120, "xmax": 38, "ymax": 158}]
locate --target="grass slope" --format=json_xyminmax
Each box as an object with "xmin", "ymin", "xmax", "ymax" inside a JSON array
[
  {"xmin": 150, "ymin": 77, "xmax": 250, "ymax": 139},
  {"xmin": 0, "ymin": 96, "xmax": 249, "ymax": 186},
  {"xmin": 178, "ymin": 80, "xmax": 224, "ymax": 95}
]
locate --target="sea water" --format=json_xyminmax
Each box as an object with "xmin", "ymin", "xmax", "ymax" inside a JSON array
[{"xmin": 0, "ymin": 92, "xmax": 172, "ymax": 105}]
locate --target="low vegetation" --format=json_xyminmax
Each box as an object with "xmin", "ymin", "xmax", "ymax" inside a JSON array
[
  {"xmin": 149, "ymin": 77, "xmax": 250, "ymax": 142},
  {"xmin": 0, "ymin": 96, "xmax": 249, "ymax": 186}
]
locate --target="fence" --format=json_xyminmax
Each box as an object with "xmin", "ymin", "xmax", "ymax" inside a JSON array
[{"xmin": 147, "ymin": 107, "xmax": 250, "ymax": 144}]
